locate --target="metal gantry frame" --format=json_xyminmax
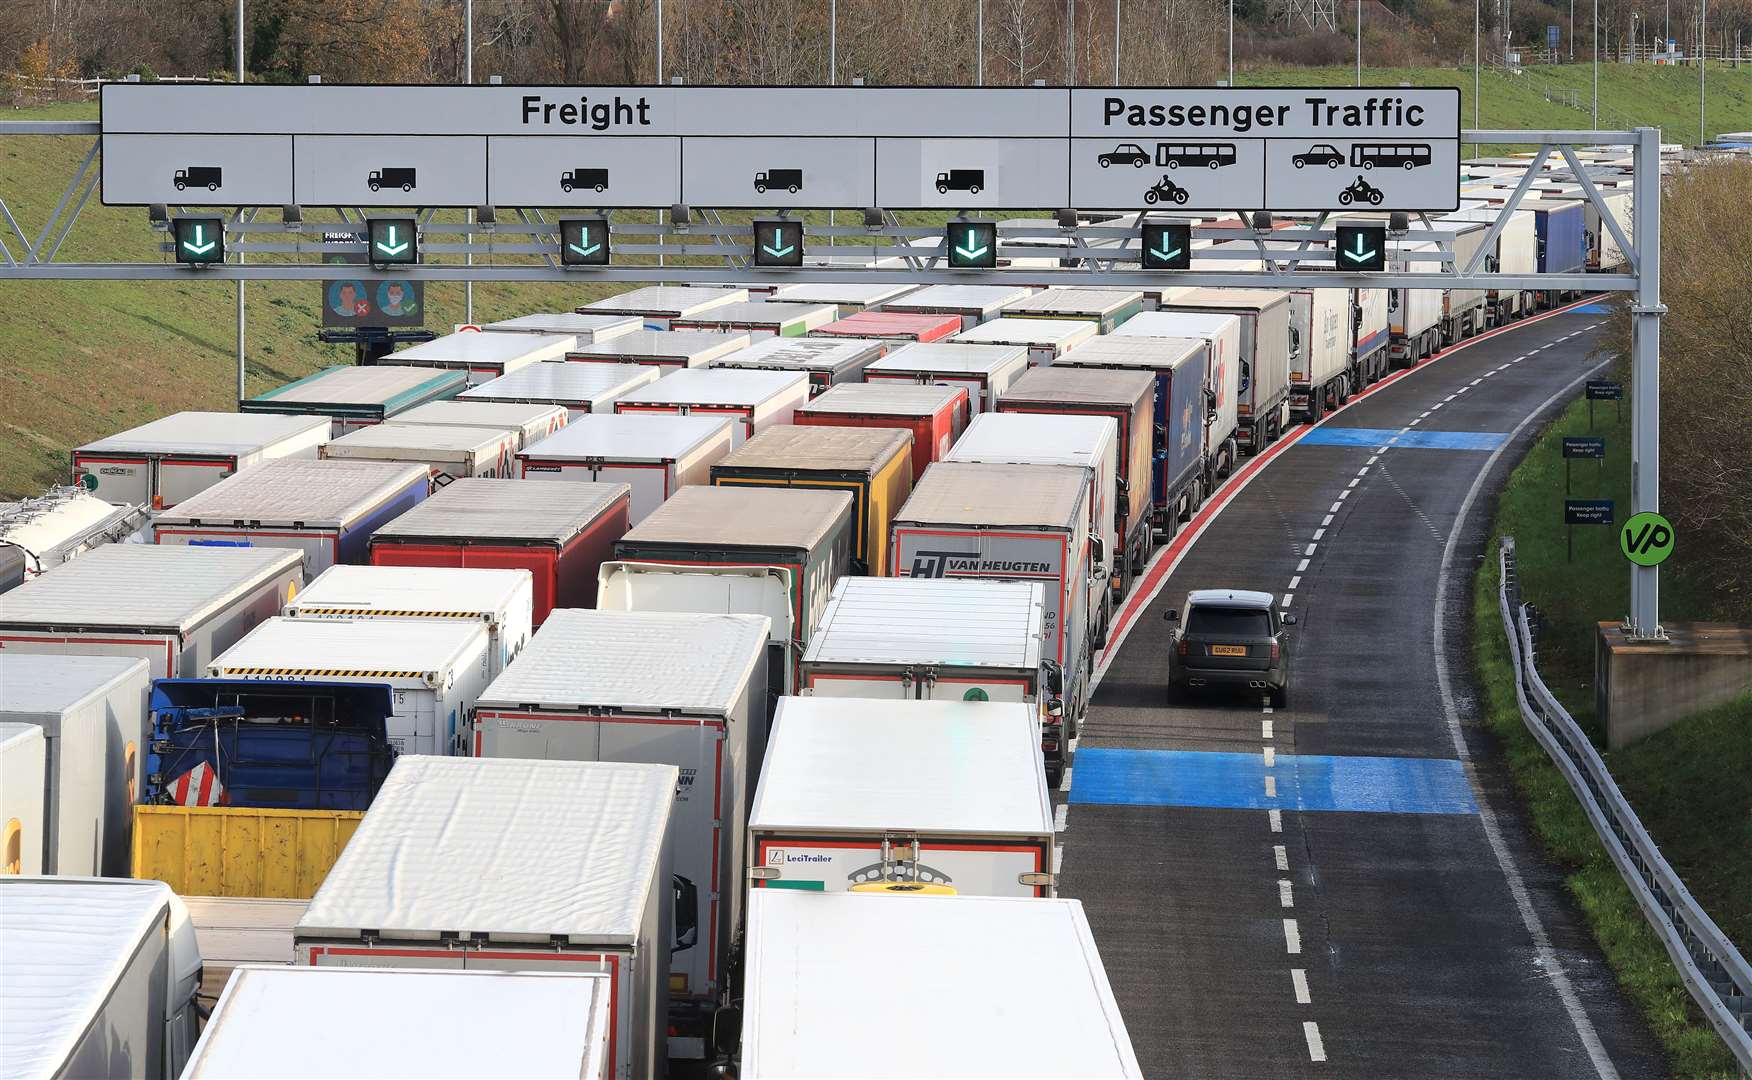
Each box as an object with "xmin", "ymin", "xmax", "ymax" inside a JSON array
[{"xmin": 0, "ymin": 122, "xmax": 1666, "ymax": 636}]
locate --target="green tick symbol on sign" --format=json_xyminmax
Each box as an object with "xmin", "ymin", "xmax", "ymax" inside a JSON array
[
  {"xmin": 181, "ymin": 224, "xmax": 216, "ymax": 256},
  {"xmin": 761, "ymin": 230, "xmax": 795, "ymax": 258},
  {"xmin": 1620, "ymin": 511, "xmax": 1675, "ymax": 566},
  {"xmin": 375, "ymin": 225, "xmax": 409, "ymax": 257},
  {"xmin": 568, "ymin": 230, "xmax": 601, "ymax": 259},
  {"xmin": 954, "ymin": 228, "xmax": 989, "ymax": 260}
]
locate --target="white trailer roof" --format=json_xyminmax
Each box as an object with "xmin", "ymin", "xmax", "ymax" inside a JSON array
[
  {"xmin": 1160, "ymin": 287, "xmax": 1292, "ymax": 314},
  {"xmin": 1113, "ymin": 310, "xmax": 1240, "ymax": 340},
  {"xmin": 895, "ymin": 462, "xmax": 1085, "ymax": 530},
  {"xmin": 0, "ymin": 545, "xmax": 301, "ymax": 632},
  {"xmin": 880, "ymin": 284, "xmax": 1036, "ymax": 313},
  {"xmin": 797, "ymin": 382, "xmax": 967, "ymax": 417},
  {"xmin": 622, "ymin": 486, "xmax": 851, "ymax": 552},
  {"xmin": 0, "ymin": 654, "xmax": 148, "ymax": 720},
  {"xmin": 1003, "ymin": 365, "xmax": 1157, "ymax": 407},
  {"xmin": 716, "ymin": 425, "xmax": 910, "ymax": 474},
  {"xmin": 947, "ymin": 412, "xmax": 1116, "ymax": 470},
  {"xmin": 76, "ymin": 411, "xmax": 330, "ymax": 457},
  {"xmin": 711, "ymin": 335, "xmax": 886, "ymax": 372},
  {"xmin": 211, "ymin": 616, "xmax": 487, "ymax": 678},
  {"xmin": 297, "ymin": 756, "xmax": 675, "ymax": 943},
  {"xmin": 771, "ymin": 282, "xmax": 917, "ymax": 307},
  {"xmin": 370, "ymin": 478, "xmax": 628, "ymax": 544},
  {"xmin": 461, "ymin": 360, "xmax": 659, "ymax": 406},
  {"xmin": 480, "ymin": 312, "xmax": 641, "ymax": 340},
  {"xmin": 391, "ymin": 399, "xmax": 568, "ymax": 434},
  {"xmin": 1001, "ymin": 287, "xmax": 1144, "ymax": 317},
  {"xmin": 186, "ymin": 965, "xmax": 612, "ymax": 1080},
  {"xmin": 476, "ymin": 609, "xmax": 769, "ymax": 715},
  {"xmin": 323, "ymin": 421, "xmax": 516, "ymax": 455},
  {"xmin": 576, "ymin": 285, "xmax": 748, "ymax": 317},
  {"xmin": 616, "ymin": 367, "xmax": 809, "ymax": 408},
  {"xmin": 290, "ymin": 565, "xmax": 531, "ymax": 620},
  {"xmin": 0, "ymin": 489, "xmax": 144, "ymax": 562},
  {"xmin": 742, "ymin": 891, "xmax": 1141, "ymax": 1079},
  {"xmin": 803, "ymin": 577, "xmax": 1044, "ymax": 670},
  {"xmin": 672, "ymin": 301, "xmax": 837, "ymax": 329},
  {"xmin": 867, "ymin": 341, "xmax": 1029, "ymax": 376},
  {"xmin": 388, "ymin": 331, "xmax": 576, "ymax": 367},
  {"xmin": 153, "ymin": 458, "xmax": 429, "ymax": 529},
  {"xmin": 247, "ymin": 365, "xmax": 461, "ymax": 406},
  {"xmin": 751, "ymin": 697, "xmax": 1052, "ymax": 836},
  {"xmin": 0, "ymin": 878, "xmax": 184, "ymax": 1080},
  {"xmin": 1059, "ymin": 335, "xmax": 1207, "ymax": 371},
  {"xmin": 518, "ymin": 413, "xmax": 734, "ymax": 463},
  {"xmin": 952, "ymin": 317, "xmax": 1099, "ymax": 350},
  {"xmin": 567, "ymin": 329, "xmax": 752, "ymax": 364}
]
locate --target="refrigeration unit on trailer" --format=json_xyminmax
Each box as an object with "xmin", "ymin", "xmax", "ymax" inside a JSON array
[
  {"xmin": 1443, "ymin": 206, "xmax": 1538, "ymax": 325},
  {"xmin": 1282, "ymin": 286, "xmax": 1351, "ymax": 422},
  {"xmin": 152, "ymin": 458, "xmax": 429, "ymax": 576},
  {"xmin": 185, "ymin": 965, "xmax": 615, "ymax": 1080},
  {"xmin": 0, "ymin": 723, "xmax": 45, "ymax": 875},
  {"xmin": 576, "ymin": 285, "xmax": 749, "ymax": 330},
  {"xmin": 1388, "ymin": 244, "xmax": 1447, "ymax": 367},
  {"xmin": 1159, "ymin": 288, "xmax": 1293, "ymax": 455},
  {"xmin": 614, "ymin": 368, "xmax": 810, "ymax": 447},
  {"xmin": 0, "ymin": 654, "xmax": 148, "ymax": 877},
  {"xmin": 670, "ymin": 301, "xmax": 839, "ymax": 340},
  {"xmin": 516, "ymin": 415, "xmax": 734, "ymax": 525},
  {"xmin": 793, "ymin": 382, "xmax": 969, "ymax": 479},
  {"xmin": 71, "ymin": 411, "xmax": 331, "ymax": 510},
  {"xmin": 0, "ymin": 877, "xmax": 202, "ymax": 1080},
  {"xmin": 1057, "ymin": 336, "xmax": 1210, "ymax": 535},
  {"xmin": 878, "ymin": 284, "xmax": 1037, "ymax": 331},
  {"xmin": 950, "ymin": 317, "xmax": 1099, "ymax": 368},
  {"xmin": 321, "ymin": 421, "xmax": 519, "ymax": 483},
  {"xmin": 294, "ymin": 756, "xmax": 678, "ymax": 1080},
  {"xmin": 738, "ymin": 891, "xmax": 1141, "ymax": 1079},
  {"xmin": 997, "ymin": 366, "xmax": 1155, "ymax": 600},
  {"xmin": 808, "ymin": 310, "xmax": 961, "ymax": 344},
  {"xmin": 0, "ymin": 544, "xmax": 302, "ymax": 680},
  {"xmin": 945, "ymin": 412, "xmax": 1118, "ymax": 646},
  {"xmin": 391, "ymin": 399, "xmax": 567, "ymax": 449},
  {"xmin": 367, "ymin": 477, "xmax": 629, "ymax": 625},
  {"xmin": 209, "ymin": 616, "xmax": 490, "ymax": 756},
  {"xmin": 1000, "ymin": 287, "xmax": 1145, "ymax": 333},
  {"xmin": 771, "ymin": 282, "xmax": 918, "ymax": 316},
  {"xmin": 460, "ymin": 359, "xmax": 660, "ymax": 419},
  {"xmin": 613, "ymin": 486, "xmax": 852, "ymax": 692},
  {"xmin": 0, "ymin": 487, "xmax": 147, "ymax": 579},
  {"xmin": 476, "ymin": 311, "xmax": 642, "ymax": 344},
  {"xmin": 286, "ymin": 564, "xmax": 534, "ymax": 675},
  {"xmin": 711, "ymin": 336, "xmax": 887, "ymax": 396},
  {"xmin": 471, "ymin": 610, "xmax": 770, "ymax": 1057},
  {"xmin": 711, "ymin": 425, "xmax": 912, "ymax": 577},
  {"xmin": 748, "ymin": 697, "xmax": 1054, "ymax": 897},
  {"xmin": 240, "ymin": 365, "xmax": 466, "ymax": 434},
  {"xmin": 864, "ymin": 341, "xmax": 1028, "ymax": 414},
  {"xmin": 890, "ymin": 462, "xmax": 1091, "ymax": 784},
  {"xmin": 566, "ymin": 330, "xmax": 752, "ymax": 375},
  {"xmin": 385, "ymin": 330, "xmax": 575, "ymax": 386},
  {"xmin": 1116, "ymin": 310, "xmax": 1241, "ymax": 487}
]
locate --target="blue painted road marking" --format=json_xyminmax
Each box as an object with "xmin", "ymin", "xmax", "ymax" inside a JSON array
[
  {"xmin": 1300, "ymin": 426, "xmax": 1506, "ymax": 451},
  {"xmin": 1573, "ymin": 303, "xmax": 1612, "ymax": 313},
  {"xmin": 1070, "ymin": 748, "xmax": 1479, "ymax": 815}
]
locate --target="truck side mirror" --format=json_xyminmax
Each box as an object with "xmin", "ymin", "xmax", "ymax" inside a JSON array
[
  {"xmin": 672, "ymin": 874, "xmax": 699, "ymax": 952},
  {"xmin": 1041, "ymin": 659, "xmax": 1064, "ymax": 695},
  {"xmin": 1090, "ymin": 536, "xmax": 1106, "ymax": 573}
]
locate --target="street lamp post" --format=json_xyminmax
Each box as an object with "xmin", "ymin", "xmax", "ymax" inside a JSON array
[
  {"xmin": 1700, "ymin": 0, "xmax": 1707, "ymax": 144},
  {"xmin": 1473, "ymin": 0, "xmax": 1480, "ymax": 149},
  {"xmin": 1114, "ymin": 0, "xmax": 1121, "ymax": 85},
  {"xmin": 1592, "ymin": 0, "xmax": 1599, "ymax": 126},
  {"xmin": 464, "ymin": 0, "xmax": 473, "ymax": 326},
  {"xmin": 1355, "ymin": 0, "xmax": 1362, "ymax": 85},
  {"xmin": 1229, "ymin": 0, "xmax": 1236, "ymax": 84}
]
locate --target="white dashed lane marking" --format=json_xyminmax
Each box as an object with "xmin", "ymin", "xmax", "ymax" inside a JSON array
[
  {"xmin": 1263, "ymin": 746, "xmax": 1276, "ymax": 767},
  {"xmin": 1279, "ymin": 879, "xmax": 1294, "ymax": 908},
  {"xmin": 1054, "ymin": 803, "xmax": 1068, "ymax": 833},
  {"xmin": 1264, "ymin": 775, "xmax": 1278, "ymax": 798},
  {"xmin": 1304, "ymin": 1021, "xmax": 1328, "ymax": 1062},
  {"xmin": 1269, "ymin": 808, "xmax": 1283, "ymax": 832},
  {"xmin": 1283, "ymin": 918, "xmax": 1302, "ymax": 955},
  {"xmin": 1274, "ymin": 845, "xmax": 1289, "ymax": 871},
  {"xmin": 1262, "ymin": 719, "xmax": 1274, "ymax": 739},
  {"xmin": 1292, "ymin": 968, "xmax": 1312, "ymax": 1004}
]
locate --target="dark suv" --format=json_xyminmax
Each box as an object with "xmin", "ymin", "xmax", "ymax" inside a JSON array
[{"xmin": 1164, "ymin": 589, "xmax": 1294, "ymax": 706}]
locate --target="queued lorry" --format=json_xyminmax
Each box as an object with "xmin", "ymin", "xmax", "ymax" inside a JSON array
[
  {"xmin": 808, "ymin": 311, "xmax": 960, "ymax": 345},
  {"xmin": 1000, "ymin": 286, "xmax": 1144, "ymax": 334},
  {"xmin": 864, "ymin": 341, "xmax": 1029, "ymax": 414},
  {"xmin": 614, "ymin": 369, "xmax": 811, "ymax": 448},
  {"xmin": 294, "ymin": 756, "xmax": 679, "ymax": 1080},
  {"xmin": 1389, "ymin": 243, "xmax": 1447, "ymax": 367},
  {"xmin": 1159, "ymin": 288, "xmax": 1293, "ymax": 456},
  {"xmin": 878, "ymin": 283, "xmax": 1038, "ymax": 331},
  {"xmin": 470, "ymin": 611, "xmax": 772, "ymax": 1060},
  {"xmin": 71, "ymin": 411, "xmax": 331, "ymax": 510},
  {"xmin": 391, "ymin": 399, "xmax": 568, "ymax": 450},
  {"xmin": 793, "ymin": 382, "xmax": 970, "ymax": 479},
  {"xmin": 951, "ymin": 317, "xmax": 1099, "ymax": 367},
  {"xmin": 285, "ymin": 564, "xmax": 534, "ymax": 675},
  {"xmin": 1443, "ymin": 206, "xmax": 1539, "ymax": 326},
  {"xmin": 460, "ymin": 359, "xmax": 660, "ymax": 419},
  {"xmin": 771, "ymin": 282, "xmax": 918, "ymax": 316},
  {"xmin": 476, "ymin": 311, "xmax": 642, "ymax": 344},
  {"xmin": 517, "ymin": 416, "xmax": 734, "ymax": 525},
  {"xmin": 1115, "ymin": 310, "xmax": 1242, "ymax": 490},
  {"xmin": 710, "ymin": 335, "xmax": 888, "ymax": 395},
  {"xmin": 567, "ymin": 329, "xmax": 752, "ymax": 374},
  {"xmin": 671, "ymin": 301, "xmax": 839, "ymax": 340},
  {"xmin": 1283, "ymin": 286, "xmax": 1352, "ymax": 422},
  {"xmin": 320, "ymin": 421, "xmax": 520, "ymax": 484},
  {"xmin": 576, "ymin": 285, "xmax": 749, "ymax": 330},
  {"xmin": 1351, "ymin": 285, "xmax": 1392, "ymax": 388},
  {"xmin": 240, "ymin": 365, "xmax": 467, "ymax": 435},
  {"xmin": 0, "ymin": 486, "xmax": 148, "ymax": 581},
  {"xmin": 747, "ymin": 697, "xmax": 1055, "ymax": 897},
  {"xmin": 0, "ymin": 724, "xmax": 45, "ymax": 873},
  {"xmin": 890, "ymin": 462, "xmax": 1092, "ymax": 784},
  {"xmin": 385, "ymin": 330, "xmax": 576, "ymax": 386}
]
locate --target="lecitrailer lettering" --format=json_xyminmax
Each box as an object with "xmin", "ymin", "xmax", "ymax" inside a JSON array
[
  {"xmin": 521, "ymin": 94, "xmax": 653, "ymax": 130},
  {"xmin": 1102, "ymin": 95, "xmax": 1426, "ymax": 132}
]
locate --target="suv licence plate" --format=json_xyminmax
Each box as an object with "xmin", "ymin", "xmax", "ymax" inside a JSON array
[{"xmin": 1210, "ymin": 644, "xmax": 1247, "ymax": 657}]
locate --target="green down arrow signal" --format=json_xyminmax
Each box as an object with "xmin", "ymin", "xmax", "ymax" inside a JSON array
[
  {"xmin": 761, "ymin": 229, "xmax": 795, "ymax": 258},
  {"xmin": 1149, "ymin": 239, "xmax": 1182, "ymax": 263},
  {"xmin": 376, "ymin": 225, "xmax": 410, "ymax": 257},
  {"xmin": 568, "ymin": 229, "xmax": 601, "ymax": 258},
  {"xmin": 181, "ymin": 224, "xmax": 216, "ymax": 256},
  {"xmin": 1343, "ymin": 233, "xmax": 1377, "ymax": 264},
  {"xmin": 954, "ymin": 227, "xmax": 990, "ymax": 261}
]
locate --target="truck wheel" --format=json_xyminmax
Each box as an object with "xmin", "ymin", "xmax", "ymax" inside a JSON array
[
  {"xmin": 1220, "ymin": 437, "xmax": 1238, "ymax": 478},
  {"xmin": 1046, "ymin": 761, "xmax": 1064, "ymax": 788}
]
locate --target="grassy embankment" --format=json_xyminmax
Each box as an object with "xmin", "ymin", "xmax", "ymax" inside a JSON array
[{"xmin": 1472, "ymin": 355, "xmax": 1750, "ymax": 1079}]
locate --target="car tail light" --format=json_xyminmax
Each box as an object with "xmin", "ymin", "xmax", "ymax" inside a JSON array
[
  {"xmin": 1177, "ymin": 638, "xmax": 1188, "ymax": 657},
  {"xmin": 1271, "ymin": 639, "xmax": 1281, "ymax": 661}
]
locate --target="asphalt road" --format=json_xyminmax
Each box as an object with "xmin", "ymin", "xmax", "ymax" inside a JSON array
[{"xmin": 1058, "ymin": 304, "xmax": 1669, "ymax": 1079}]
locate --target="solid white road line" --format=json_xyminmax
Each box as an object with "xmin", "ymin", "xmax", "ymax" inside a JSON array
[
  {"xmin": 1274, "ymin": 844, "xmax": 1289, "ymax": 871},
  {"xmin": 1054, "ymin": 803, "xmax": 1069, "ymax": 833},
  {"xmin": 1279, "ymin": 879, "xmax": 1294, "ymax": 908},
  {"xmin": 1292, "ymin": 968, "xmax": 1312, "ymax": 1004},
  {"xmin": 1304, "ymin": 1021, "xmax": 1327, "ymax": 1062},
  {"xmin": 1269, "ymin": 808, "xmax": 1283, "ymax": 833},
  {"xmin": 1283, "ymin": 918, "xmax": 1302, "ymax": 954}
]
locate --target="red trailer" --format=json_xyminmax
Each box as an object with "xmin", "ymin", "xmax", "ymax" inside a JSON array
[
  {"xmin": 794, "ymin": 382, "xmax": 970, "ymax": 481},
  {"xmin": 366, "ymin": 477, "xmax": 629, "ymax": 625},
  {"xmin": 809, "ymin": 311, "xmax": 962, "ymax": 344}
]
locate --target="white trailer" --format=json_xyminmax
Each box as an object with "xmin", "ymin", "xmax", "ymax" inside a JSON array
[
  {"xmin": 669, "ymin": 300, "xmax": 839, "ymax": 340},
  {"xmin": 597, "ymin": 562, "xmax": 795, "ymax": 695},
  {"xmin": 748, "ymin": 696, "xmax": 1054, "ymax": 897},
  {"xmin": 0, "ymin": 545, "xmax": 302, "ymax": 680},
  {"xmin": 1441, "ymin": 218, "xmax": 1491, "ymax": 344},
  {"xmin": 386, "ymin": 331, "xmax": 576, "ymax": 386},
  {"xmin": 951, "ymin": 316, "xmax": 1099, "ymax": 366},
  {"xmin": 1353, "ymin": 285, "xmax": 1392, "ymax": 386},
  {"xmin": 1159, "ymin": 288, "xmax": 1294, "ymax": 456},
  {"xmin": 294, "ymin": 756, "xmax": 676, "ymax": 1080},
  {"xmin": 392, "ymin": 399, "xmax": 568, "ymax": 449},
  {"xmin": 1118, "ymin": 309, "xmax": 1242, "ymax": 485},
  {"xmin": 1389, "ymin": 243, "xmax": 1447, "ymax": 367},
  {"xmin": 0, "ymin": 877, "xmax": 203, "ymax": 1080},
  {"xmin": 321, "ymin": 421, "xmax": 520, "ymax": 483},
  {"xmin": 472, "ymin": 609, "xmax": 770, "ymax": 1052},
  {"xmin": 286, "ymin": 564, "xmax": 534, "ymax": 676},
  {"xmin": 478, "ymin": 311, "xmax": 643, "ymax": 344},
  {"xmin": 614, "ymin": 369, "xmax": 810, "ymax": 448},
  {"xmin": 240, "ymin": 365, "xmax": 467, "ymax": 435},
  {"xmin": 576, "ymin": 285, "xmax": 749, "ymax": 330},
  {"xmin": 709, "ymin": 336, "xmax": 888, "ymax": 395},
  {"xmin": 0, "ymin": 723, "xmax": 46, "ymax": 875},
  {"xmin": 770, "ymin": 282, "xmax": 918, "ymax": 315},
  {"xmin": 567, "ymin": 330, "xmax": 753, "ymax": 375},
  {"xmin": 185, "ymin": 965, "xmax": 615, "ymax": 1080},
  {"xmin": 0, "ymin": 487, "xmax": 148, "ymax": 579},
  {"xmin": 1444, "ymin": 206, "xmax": 1539, "ymax": 324},
  {"xmin": 739, "ymin": 891, "xmax": 1141, "ymax": 1079},
  {"xmin": 517, "ymin": 414, "xmax": 735, "ymax": 524},
  {"xmin": 864, "ymin": 341, "xmax": 1029, "ymax": 413},
  {"xmin": 1284, "ymin": 286, "xmax": 1352, "ymax": 422},
  {"xmin": 152, "ymin": 458, "xmax": 430, "ymax": 575},
  {"xmin": 945, "ymin": 412, "xmax": 1119, "ymax": 646},
  {"xmin": 72, "ymin": 411, "xmax": 331, "ymax": 510},
  {"xmin": 209, "ymin": 616, "xmax": 491, "ymax": 756},
  {"xmin": 461, "ymin": 360, "xmax": 660, "ymax": 419},
  {"xmin": 878, "ymin": 283, "xmax": 1038, "ymax": 330},
  {"xmin": 0, "ymin": 654, "xmax": 149, "ymax": 877}
]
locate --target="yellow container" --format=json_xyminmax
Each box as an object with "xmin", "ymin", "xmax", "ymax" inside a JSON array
[{"xmin": 131, "ymin": 804, "xmax": 362, "ymax": 899}]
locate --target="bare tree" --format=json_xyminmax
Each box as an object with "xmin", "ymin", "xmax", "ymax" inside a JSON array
[{"xmin": 990, "ymin": 0, "xmax": 1053, "ymax": 83}]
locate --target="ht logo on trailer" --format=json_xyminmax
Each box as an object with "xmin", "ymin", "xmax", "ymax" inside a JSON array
[{"xmin": 907, "ymin": 550, "xmax": 1053, "ymax": 578}]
